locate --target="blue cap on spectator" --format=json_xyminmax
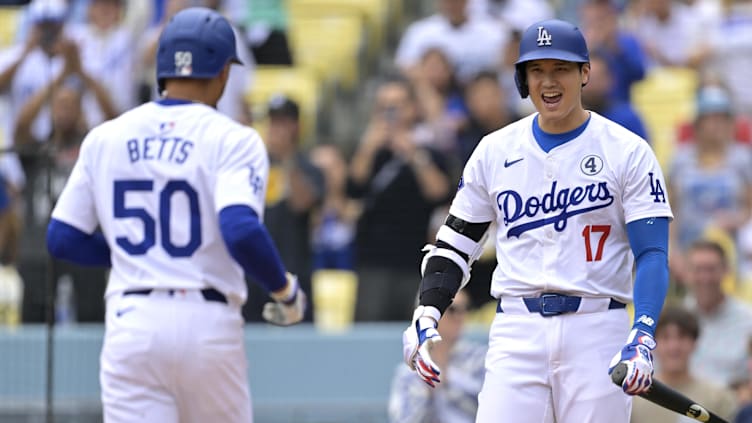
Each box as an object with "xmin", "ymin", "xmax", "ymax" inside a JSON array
[
  {"xmin": 28, "ymin": 0, "xmax": 68, "ymax": 23},
  {"xmin": 696, "ymin": 86, "xmax": 733, "ymax": 117}
]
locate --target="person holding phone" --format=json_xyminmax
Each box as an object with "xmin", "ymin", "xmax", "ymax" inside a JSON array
[{"xmin": 348, "ymin": 75, "xmax": 453, "ymax": 322}]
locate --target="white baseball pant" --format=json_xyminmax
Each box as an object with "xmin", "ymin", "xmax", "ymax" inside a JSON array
[
  {"xmin": 476, "ymin": 298, "xmax": 631, "ymax": 423},
  {"xmin": 100, "ymin": 289, "xmax": 252, "ymax": 423}
]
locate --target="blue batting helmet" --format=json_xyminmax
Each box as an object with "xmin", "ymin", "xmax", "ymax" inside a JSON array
[
  {"xmin": 156, "ymin": 7, "xmax": 242, "ymax": 92},
  {"xmin": 514, "ymin": 19, "xmax": 589, "ymax": 98}
]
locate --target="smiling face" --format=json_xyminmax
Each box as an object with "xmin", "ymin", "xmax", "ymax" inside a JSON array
[{"xmin": 525, "ymin": 59, "xmax": 590, "ymax": 133}]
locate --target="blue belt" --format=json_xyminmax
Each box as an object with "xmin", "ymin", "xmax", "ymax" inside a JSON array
[
  {"xmin": 497, "ymin": 293, "xmax": 626, "ymax": 317},
  {"xmin": 123, "ymin": 288, "xmax": 227, "ymax": 304}
]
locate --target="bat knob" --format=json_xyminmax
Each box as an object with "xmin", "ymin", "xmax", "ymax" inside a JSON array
[{"xmin": 611, "ymin": 362, "xmax": 628, "ymax": 386}]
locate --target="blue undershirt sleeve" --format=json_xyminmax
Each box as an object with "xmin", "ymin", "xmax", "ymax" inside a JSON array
[
  {"xmin": 46, "ymin": 218, "xmax": 112, "ymax": 267},
  {"xmin": 626, "ymin": 217, "xmax": 670, "ymax": 336},
  {"xmin": 219, "ymin": 205, "xmax": 287, "ymax": 294}
]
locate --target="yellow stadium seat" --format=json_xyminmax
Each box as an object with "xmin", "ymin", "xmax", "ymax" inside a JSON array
[
  {"xmin": 248, "ymin": 66, "xmax": 321, "ymax": 144},
  {"xmin": 287, "ymin": 0, "xmax": 387, "ymax": 60},
  {"xmin": 631, "ymin": 67, "xmax": 698, "ymax": 170},
  {"xmin": 312, "ymin": 269, "xmax": 358, "ymax": 332},
  {"xmin": 287, "ymin": 15, "xmax": 363, "ymax": 90},
  {"xmin": 0, "ymin": 7, "xmax": 22, "ymax": 48}
]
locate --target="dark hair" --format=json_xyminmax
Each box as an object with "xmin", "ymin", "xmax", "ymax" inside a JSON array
[
  {"xmin": 378, "ymin": 74, "xmax": 417, "ymax": 103},
  {"xmin": 467, "ymin": 70, "xmax": 500, "ymax": 87},
  {"xmin": 656, "ymin": 306, "xmax": 700, "ymax": 340},
  {"xmin": 463, "ymin": 70, "xmax": 502, "ymax": 102},
  {"xmin": 419, "ymin": 48, "xmax": 463, "ymax": 96},
  {"xmin": 688, "ymin": 239, "xmax": 728, "ymax": 267}
]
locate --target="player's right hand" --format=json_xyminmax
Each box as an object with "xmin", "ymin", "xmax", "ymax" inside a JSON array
[
  {"xmin": 402, "ymin": 305, "xmax": 442, "ymax": 387},
  {"xmin": 262, "ymin": 273, "xmax": 306, "ymax": 326},
  {"xmin": 608, "ymin": 328, "xmax": 656, "ymax": 395}
]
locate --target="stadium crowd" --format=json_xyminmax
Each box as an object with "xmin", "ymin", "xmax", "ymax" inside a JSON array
[{"xmin": 0, "ymin": 0, "xmax": 752, "ymax": 421}]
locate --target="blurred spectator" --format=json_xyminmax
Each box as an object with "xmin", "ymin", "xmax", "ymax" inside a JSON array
[
  {"xmin": 668, "ymin": 86, "xmax": 752, "ymax": 270},
  {"xmin": 466, "ymin": 0, "xmax": 554, "ymax": 29},
  {"xmin": 388, "ymin": 289, "xmax": 486, "ymax": 423},
  {"xmin": 243, "ymin": 95, "xmax": 322, "ymax": 323},
  {"xmin": 684, "ymin": 240, "xmax": 752, "ymax": 387},
  {"xmin": 677, "ymin": 116, "xmax": 752, "ymax": 144},
  {"xmin": 631, "ymin": 305, "xmax": 737, "ymax": 422},
  {"xmin": 406, "ymin": 48, "xmax": 468, "ymax": 155},
  {"xmin": 578, "ymin": 0, "xmax": 646, "ymax": 103},
  {"xmin": 66, "ymin": 0, "xmax": 137, "ymax": 121},
  {"xmin": 695, "ymin": 0, "xmax": 752, "ymax": 117},
  {"xmin": 628, "ymin": 0, "xmax": 706, "ymax": 68},
  {"xmin": 139, "ymin": 0, "xmax": 255, "ymax": 124},
  {"xmin": 12, "ymin": 67, "xmax": 111, "ymax": 324},
  {"xmin": 309, "ymin": 143, "xmax": 358, "ymax": 271},
  {"xmin": 348, "ymin": 76, "xmax": 452, "ymax": 321},
  {"xmin": 457, "ymin": 71, "xmax": 515, "ymax": 163},
  {"xmin": 395, "ymin": 0, "xmax": 509, "ymax": 84},
  {"xmin": 581, "ymin": 52, "xmax": 649, "ymax": 140},
  {"xmin": 0, "ymin": 0, "xmax": 72, "ymax": 191},
  {"xmin": 14, "ymin": 67, "xmax": 116, "ymax": 225},
  {"xmin": 240, "ymin": 0, "xmax": 293, "ymax": 65},
  {"xmin": 675, "ymin": 75, "xmax": 752, "ymax": 144}
]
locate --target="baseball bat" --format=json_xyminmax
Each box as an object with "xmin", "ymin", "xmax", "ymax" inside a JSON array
[{"xmin": 610, "ymin": 362, "xmax": 729, "ymax": 423}]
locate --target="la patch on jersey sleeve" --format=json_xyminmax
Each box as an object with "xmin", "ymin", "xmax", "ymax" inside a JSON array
[
  {"xmin": 214, "ymin": 129, "xmax": 269, "ymax": 219},
  {"xmin": 622, "ymin": 142, "xmax": 673, "ymax": 223}
]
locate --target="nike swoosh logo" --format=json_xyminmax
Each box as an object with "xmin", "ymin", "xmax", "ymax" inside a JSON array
[
  {"xmin": 504, "ymin": 158, "xmax": 524, "ymax": 168},
  {"xmin": 116, "ymin": 306, "xmax": 136, "ymax": 318}
]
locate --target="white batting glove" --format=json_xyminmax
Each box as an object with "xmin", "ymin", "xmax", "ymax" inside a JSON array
[
  {"xmin": 402, "ymin": 305, "xmax": 442, "ymax": 387},
  {"xmin": 609, "ymin": 328, "xmax": 656, "ymax": 395},
  {"xmin": 263, "ymin": 273, "xmax": 307, "ymax": 326}
]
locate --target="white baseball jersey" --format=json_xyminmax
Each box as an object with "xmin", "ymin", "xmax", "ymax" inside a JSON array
[
  {"xmin": 450, "ymin": 112, "xmax": 673, "ymax": 303},
  {"xmin": 51, "ymin": 100, "xmax": 268, "ymax": 305}
]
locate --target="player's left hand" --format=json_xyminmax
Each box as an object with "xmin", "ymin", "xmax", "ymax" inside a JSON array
[
  {"xmin": 402, "ymin": 305, "xmax": 442, "ymax": 388},
  {"xmin": 263, "ymin": 273, "xmax": 307, "ymax": 326},
  {"xmin": 609, "ymin": 328, "xmax": 656, "ymax": 395}
]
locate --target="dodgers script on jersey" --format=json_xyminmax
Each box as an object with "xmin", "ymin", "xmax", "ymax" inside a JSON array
[
  {"xmin": 51, "ymin": 101, "xmax": 268, "ymax": 304},
  {"xmin": 451, "ymin": 112, "xmax": 673, "ymax": 302}
]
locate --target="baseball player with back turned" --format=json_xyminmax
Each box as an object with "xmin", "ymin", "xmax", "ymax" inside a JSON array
[
  {"xmin": 402, "ymin": 19, "xmax": 673, "ymax": 422},
  {"xmin": 46, "ymin": 7, "xmax": 306, "ymax": 423}
]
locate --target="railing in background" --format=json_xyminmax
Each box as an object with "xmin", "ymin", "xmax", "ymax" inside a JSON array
[{"xmin": 0, "ymin": 322, "xmax": 490, "ymax": 422}]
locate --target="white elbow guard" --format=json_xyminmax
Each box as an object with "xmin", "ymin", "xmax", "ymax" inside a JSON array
[{"xmin": 419, "ymin": 224, "xmax": 489, "ymax": 290}]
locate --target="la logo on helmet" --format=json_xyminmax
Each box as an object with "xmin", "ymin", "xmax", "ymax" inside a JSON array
[{"xmin": 537, "ymin": 26, "xmax": 552, "ymax": 46}]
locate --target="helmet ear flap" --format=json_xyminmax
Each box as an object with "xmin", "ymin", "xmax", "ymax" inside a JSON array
[{"xmin": 514, "ymin": 64, "xmax": 528, "ymax": 99}]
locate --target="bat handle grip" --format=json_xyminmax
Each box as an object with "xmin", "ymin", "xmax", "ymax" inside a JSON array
[{"xmin": 611, "ymin": 362, "xmax": 628, "ymax": 386}]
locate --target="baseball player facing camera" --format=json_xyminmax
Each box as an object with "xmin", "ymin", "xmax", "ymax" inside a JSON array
[
  {"xmin": 402, "ymin": 19, "xmax": 673, "ymax": 422},
  {"xmin": 46, "ymin": 7, "xmax": 306, "ymax": 423}
]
